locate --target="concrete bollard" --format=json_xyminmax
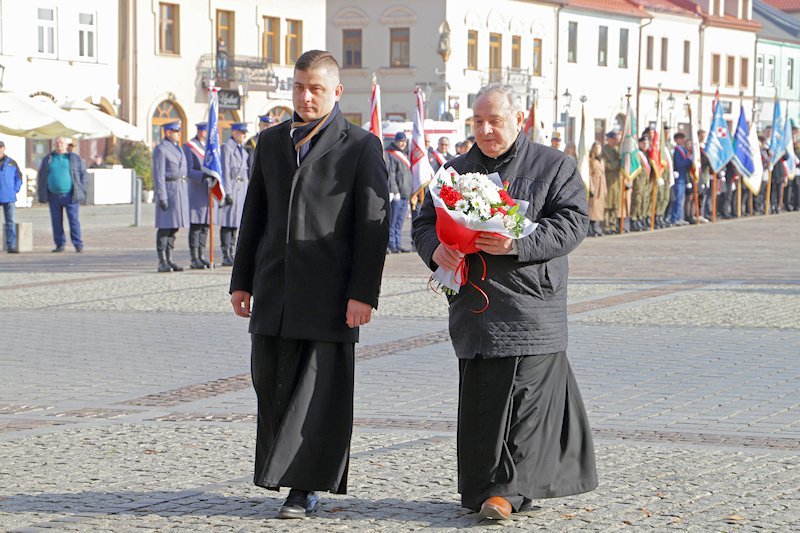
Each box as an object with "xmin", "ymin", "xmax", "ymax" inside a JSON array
[{"xmin": 2, "ymin": 222, "xmax": 33, "ymax": 252}]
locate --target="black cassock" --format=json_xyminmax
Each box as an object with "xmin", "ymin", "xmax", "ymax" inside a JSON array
[
  {"xmin": 251, "ymin": 335, "xmax": 353, "ymax": 493},
  {"xmin": 458, "ymin": 352, "xmax": 597, "ymax": 511}
]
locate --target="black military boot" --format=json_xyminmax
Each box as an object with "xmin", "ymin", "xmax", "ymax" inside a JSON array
[
  {"xmin": 165, "ymin": 248, "xmax": 184, "ymax": 272},
  {"xmin": 157, "ymin": 250, "xmax": 171, "ymax": 273},
  {"xmin": 221, "ymin": 246, "xmax": 234, "ymax": 267},
  {"xmin": 198, "ymin": 245, "xmax": 211, "ymax": 268},
  {"xmin": 189, "ymin": 247, "xmax": 205, "ymax": 269}
]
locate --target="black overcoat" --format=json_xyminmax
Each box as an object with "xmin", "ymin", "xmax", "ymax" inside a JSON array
[
  {"xmin": 412, "ymin": 132, "xmax": 588, "ymax": 358},
  {"xmin": 230, "ymin": 112, "xmax": 390, "ymax": 343}
]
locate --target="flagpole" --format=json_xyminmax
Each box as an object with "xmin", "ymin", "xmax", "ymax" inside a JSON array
[
  {"xmin": 621, "ymin": 90, "xmax": 632, "ymax": 235},
  {"xmin": 711, "ymin": 171, "xmax": 717, "ymax": 222},
  {"xmin": 765, "ymin": 170, "xmax": 772, "ymax": 215},
  {"xmin": 208, "ymin": 190, "xmax": 214, "ymax": 269},
  {"xmin": 649, "ymin": 164, "xmax": 658, "ymax": 231},
  {"xmin": 736, "ymin": 91, "xmax": 744, "ymax": 219},
  {"xmin": 687, "ymin": 94, "xmax": 701, "ymax": 225}
]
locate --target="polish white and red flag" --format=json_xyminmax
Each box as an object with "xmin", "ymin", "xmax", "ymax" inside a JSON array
[
  {"xmin": 411, "ymin": 87, "xmax": 435, "ymax": 195},
  {"xmin": 369, "ymin": 77, "xmax": 382, "ymax": 141}
]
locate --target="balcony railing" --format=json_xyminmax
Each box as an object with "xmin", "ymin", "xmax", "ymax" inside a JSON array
[
  {"xmin": 197, "ymin": 53, "xmax": 292, "ymax": 93},
  {"xmin": 480, "ymin": 67, "xmax": 532, "ymax": 94}
]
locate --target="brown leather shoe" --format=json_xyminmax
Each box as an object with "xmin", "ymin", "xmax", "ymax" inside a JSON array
[{"xmin": 479, "ymin": 496, "xmax": 512, "ymax": 520}]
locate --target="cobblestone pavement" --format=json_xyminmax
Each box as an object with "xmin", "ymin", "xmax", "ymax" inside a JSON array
[{"xmin": 1, "ymin": 206, "xmax": 799, "ymax": 531}]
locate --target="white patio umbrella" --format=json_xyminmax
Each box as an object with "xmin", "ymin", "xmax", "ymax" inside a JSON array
[
  {"xmin": 0, "ymin": 91, "xmax": 84, "ymax": 139},
  {"xmin": 59, "ymin": 99, "xmax": 144, "ymax": 141}
]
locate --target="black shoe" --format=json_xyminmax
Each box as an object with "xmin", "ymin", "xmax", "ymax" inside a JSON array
[
  {"xmin": 190, "ymin": 258, "xmax": 205, "ymax": 270},
  {"xmin": 168, "ymin": 261, "xmax": 184, "ymax": 272},
  {"xmin": 52, "ymin": 245, "xmax": 65, "ymax": 253},
  {"xmin": 7, "ymin": 248, "xmax": 18, "ymax": 254},
  {"xmin": 221, "ymin": 253, "xmax": 234, "ymax": 267},
  {"xmin": 158, "ymin": 260, "xmax": 171, "ymax": 273},
  {"xmin": 277, "ymin": 489, "xmax": 319, "ymax": 519},
  {"xmin": 518, "ymin": 497, "xmax": 538, "ymax": 513},
  {"xmin": 397, "ymin": 247, "xmax": 411, "ymax": 253},
  {"xmin": 75, "ymin": 246, "xmax": 84, "ymax": 253}
]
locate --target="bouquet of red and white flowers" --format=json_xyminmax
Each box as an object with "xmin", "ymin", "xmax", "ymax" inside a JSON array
[{"xmin": 429, "ymin": 166, "xmax": 537, "ymax": 294}]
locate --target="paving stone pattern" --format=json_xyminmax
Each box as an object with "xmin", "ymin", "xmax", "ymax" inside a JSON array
[{"xmin": 1, "ymin": 205, "xmax": 799, "ymax": 530}]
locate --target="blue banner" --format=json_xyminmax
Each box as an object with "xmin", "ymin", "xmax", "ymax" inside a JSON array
[
  {"xmin": 732, "ymin": 105, "xmax": 755, "ymax": 178},
  {"xmin": 705, "ymin": 100, "xmax": 734, "ymax": 174},
  {"xmin": 201, "ymin": 88, "xmax": 224, "ymax": 201},
  {"xmin": 768, "ymin": 100, "xmax": 785, "ymax": 169}
]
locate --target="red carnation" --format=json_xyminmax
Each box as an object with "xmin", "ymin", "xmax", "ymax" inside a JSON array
[
  {"xmin": 498, "ymin": 190, "xmax": 516, "ymax": 206},
  {"xmin": 440, "ymin": 185, "xmax": 463, "ymax": 208}
]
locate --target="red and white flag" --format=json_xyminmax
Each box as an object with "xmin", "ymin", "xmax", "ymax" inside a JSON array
[
  {"xmin": 369, "ymin": 77, "xmax": 382, "ymax": 141},
  {"xmin": 411, "ymin": 87, "xmax": 434, "ymax": 195},
  {"xmin": 648, "ymin": 93, "xmax": 665, "ymax": 178}
]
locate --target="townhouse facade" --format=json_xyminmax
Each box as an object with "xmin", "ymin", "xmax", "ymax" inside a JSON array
[
  {"xmin": 119, "ymin": 0, "xmax": 326, "ymax": 147},
  {"xmin": 326, "ymin": 0, "xmax": 561, "ymax": 140},
  {"xmin": 0, "ymin": 0, "xmax": 120, "ymax": 168},
  {"xmin": 753, "ymin": 0, "xmax": 800, "ymax": 130}
]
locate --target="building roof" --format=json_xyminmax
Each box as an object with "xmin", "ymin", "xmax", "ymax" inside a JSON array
[
  {"xmin": 667, "ymin": 0, "xmax": 763, "ymax": 31},
  {"xmin": 753, "ymin": 0, "xmax": 800, "ymax": 41},
  {"xmin": 564, "ymin": 0, "xmax": 651, "ymax": 18},
  {"xmin": 761, "ymin": 0, "xmax": 800, "ymax": 12},
  {"xmin": 630, "ymin": 0, "xmax": 698, "ymax": 17}
]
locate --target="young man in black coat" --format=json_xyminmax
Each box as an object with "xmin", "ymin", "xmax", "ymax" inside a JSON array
[
  {"xmin": 413, "ymin": 84, "xmax": 597, "ymax": 520},
  {"xmin": 229, "ymin": 50, "xmax": 389, "ymax": 519}
]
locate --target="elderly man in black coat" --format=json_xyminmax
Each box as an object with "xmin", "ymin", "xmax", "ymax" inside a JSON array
[
  {"xmin": 413, "ymin": 83, "xmax": 597, "ymax": 520},
  {"xmin": 229, "ymin": 50, "xmax": 389, "ymax": 519}
]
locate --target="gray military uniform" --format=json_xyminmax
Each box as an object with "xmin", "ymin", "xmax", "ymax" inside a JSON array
[
  {"xmin": 218, "ymin": 136, "xmax": 249, "ymax": 264},
  {"xmin": 152, "ymin": 137, "xmax": 189, "ymax": 271},
  {"xmin": 183, "ymin": 137, "xmax": 214, "ymax": 268}
]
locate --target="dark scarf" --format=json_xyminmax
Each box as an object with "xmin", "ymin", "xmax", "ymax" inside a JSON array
[{"xmin": 290, "ymin": 102, "xmax": 340, "ymax": 163}]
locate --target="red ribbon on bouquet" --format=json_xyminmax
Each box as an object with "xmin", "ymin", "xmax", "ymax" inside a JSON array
[{"xmin": 433, "ymin": 207, "xmax": 490, "ymax": 313}]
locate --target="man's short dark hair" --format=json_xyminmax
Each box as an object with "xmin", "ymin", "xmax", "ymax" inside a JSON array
[
  {"xmin": 673, "ymin": 132, "xmax": 686, "ymax": 141},
  {"xmin": 294, "ymin": 50, "xmax": 340, "ymax": 75}
]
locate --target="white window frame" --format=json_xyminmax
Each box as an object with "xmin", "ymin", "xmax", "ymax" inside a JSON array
[
  {"xmin": 756, "ymin": 54, "xmax": 764, "ymax": 85},
  {"xmin": 78, "ymin": 11, "xmax": 96, "ymax": 60},
  {"xmin": 766, "ymin": 55, "xmax": 775, "ymax": 87},
  {"xmin": 37, "ymin": 7, "xmax": 57, "ymax": 58},
  {"xmin": 788, "ymin": 58, "xmax": 795, "ymax": 91}
]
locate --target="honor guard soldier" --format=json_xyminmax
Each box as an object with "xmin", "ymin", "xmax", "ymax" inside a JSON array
[
  {"xmin": 244, "ymin": 114, "xmax": 275, "ymax": 162},
  {"xmin": 152, "ymin": 121, "xmax": 190, "ymax": 272},
  {"xmin": 219, "ymin": 122, "xmax": 250, "ymax": 266},
  {"xmin": 183, "ymin": 122, "xmax": 213, "ymax": 269}
]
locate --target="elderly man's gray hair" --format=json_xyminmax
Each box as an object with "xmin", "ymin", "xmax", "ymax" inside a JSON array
[{"xmin": 475, "ymin": 83, "xmax": 523, "ymax": 115}]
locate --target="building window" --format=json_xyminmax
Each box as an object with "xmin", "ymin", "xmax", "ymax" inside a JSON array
[
  {"xmin": 152, "ymin": 100, "xmax": 186, "ymax": 145},
  {"xmin": 788, "ymin": 58, "xmax": 795, "ymax": 90},
  {"xmin": 511, "ymin": 35, "xmax": 521, "ymax": 69},
  {"xmin": 262, "ymin": 16, "xmax": 279, "ymax": 64},
  {"xmin": 598, "ymin": 26, "xmax": 608, "ymax": 67},
  {"xmin": 660, "ymin": 37, "xmax": 668, "ymax": 71},
  {"xmin": 567, "ymin": 21, "xmax": 577, "ymax": 63},
  {"xmin": 533, "ymin": 38, "xmax": 542, "ymax": 76},
  {"xmin": 467, "ymin": 30, "xmax": 478, "ymax": 70},
  {"xmin": 741, "ymin": 57, "xmax": 749, "ymax": 88},
  {"xmin": 594, "ymin": 118, "xmax": 607, "ymax": 143},
  {"xmin": 756, "ymin": 54, "xmax": 764, "ymax": 85},
  {"xmin": 342, "ymin": 29, "xmax": 362, "ymax": 68},
  {"xmin": 389, "ymin": 27, "xmax": 409, "ymax": 67},
  {"xmin": 286, "ymin": 19, "xmax": 302, "ymax": 64},
  {"xmin": 489, "ymin": 32, "xmax": 502, "ymax": 81},
  {"xmin": 683, "ymin": 41, "xmax": 690, "ymax": 74},
  {"xmin": 726, "ymin": 55, "xmax": 735, "ymax": 87},
  {"xmin": 619, "ymin": 28, "xmax": 628, "ymax": 68},
  {"xmin": 646, "ymin": 36, "xmax": 653, "ymax": 70},
  {"xmin": 158, "ymin": 3, "xmax": 179, "ymax": 54},
  {"xmin": 217, "ymin": 10, "xmax": 234, "ymax": 59},
  {"xmin": 78, "ymin": 12, "xmax": 96, "ymax": 59},
  {"xmin": 711, "ymin": 53, "xmax": 721, "ymax": 86},
  {"xmin": 37, "ymin": 7, "xmax": 57, "ymax": 57},
  {"xmin": 766, "ymin": 55, "xmax": 775, "ymax": 86}
]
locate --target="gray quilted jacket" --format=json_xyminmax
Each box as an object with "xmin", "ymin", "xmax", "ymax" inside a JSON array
[{"xmin": 412, "ymin": 132, "xmax": 588, "ymax": 358}]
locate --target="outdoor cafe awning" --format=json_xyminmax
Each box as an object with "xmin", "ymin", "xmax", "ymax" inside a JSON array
[{"xmin": 0, "ymin": 91, "xmax": 144, "ymax": 141}]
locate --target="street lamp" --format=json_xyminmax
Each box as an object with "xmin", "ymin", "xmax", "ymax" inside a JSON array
[
  {"xmin": 666, "ymin": 92, "xmax": 676, "ymax": 130},
  {"xmin": 562, "ymin": 88, "xmax": 572, "ymax": 111}
]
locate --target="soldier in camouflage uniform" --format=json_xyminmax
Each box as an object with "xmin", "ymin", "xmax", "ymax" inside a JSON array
[{"xmin": 602, "ymin": 131, "xmax": 622, "ymax": 232}]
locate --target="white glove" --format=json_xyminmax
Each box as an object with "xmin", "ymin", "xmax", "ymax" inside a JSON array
[
  {"xmin": 658, "ymin": 178, "xmax": 665, "ymax": 186},
  {"xmin": 391, "ymin": 193, "xmax": 402, "ymax": 201},
  {"xmin": 686, "ymin": 181, "xmax": 693, "ymax": 190}
]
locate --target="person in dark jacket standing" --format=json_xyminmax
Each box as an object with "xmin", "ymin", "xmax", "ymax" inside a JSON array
[
  {"xmin": 385, "ymin": 131, "xmax": 413, "ymax": 252},
  {"xmin": 219, "ymin": 122, "xmax": 249, "ymax": 266},
  {"xmin": 37, "ymin": 136, "xmax": 88, "ymax": 252},
  {"xmin": 413, "ymin": 83, "xmax": 597, "ymax": 521},
  {"xmin": 152, "ymin": 121, "xmax": 190, "ymax": 272},
  {"xmin": 0, "ymin": 141, "xmax": 22, "ymax": 253},
  {"xmin": 183, "ymin": 122, "xmax": 212, "ymax": 269},
  {"xmin": 229, "ymin": 50, "xmax": 389, "ymax": 520}
]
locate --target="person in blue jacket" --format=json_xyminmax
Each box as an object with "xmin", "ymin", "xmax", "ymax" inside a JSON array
[
  {"xmin": 37, "ymin": 137, "xmax": 88, "ymax": 252},
  {"xmin": 670, "ymin": 132, "xmax": 692, "ymax": 225},
  {"xmin": 0, "ymin": 140, "xmax": 22, "ymax": 253}
]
